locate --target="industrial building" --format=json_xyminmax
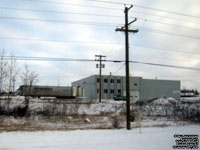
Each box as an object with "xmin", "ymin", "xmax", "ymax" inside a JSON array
[{"xmin": 72, "ymin": 75, "xmax": 180, "ymax": 101}]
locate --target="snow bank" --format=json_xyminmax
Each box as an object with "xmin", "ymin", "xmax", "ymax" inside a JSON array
[
  {"xmin": 149, "ymin": 97, "xmax": 180, "ymax": 105},
  {"xmin": 0, "ymin": 97, "xmax": 200, "ymax": 122},
  {"xmin": 181, "ymin": 97, "xmax": 200, "ymax": 103}
]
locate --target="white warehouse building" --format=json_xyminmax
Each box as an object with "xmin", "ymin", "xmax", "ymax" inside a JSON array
[{"xmin": 72, "ymin": 75, "xmax": 180, "ymax": 101}]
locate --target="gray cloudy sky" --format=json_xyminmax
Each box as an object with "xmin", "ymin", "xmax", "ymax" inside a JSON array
[{"xmin": 0, "ymin": 0, "xmax": 200, "ymax": 90}]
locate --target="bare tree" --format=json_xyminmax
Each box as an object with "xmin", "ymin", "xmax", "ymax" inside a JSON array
[
  {"xmin": 20, "ymin": 63, "xmax": 38, "ymax": 108},
  {"xmin": 7, "ymin": 53, "xmax": 19, "ymax": 93},
  {"xmin": 0, "ymin": 50, "xmax": 8, "ymax": 94},
  {"xmin": 21, "ymin": 63, "xmax": 38, "ymax": 86},
  {"xmin": 6, "ymin": 53, "xmax": 20, "ymax": 110}
]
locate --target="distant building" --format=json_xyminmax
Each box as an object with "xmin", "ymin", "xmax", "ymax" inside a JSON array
[
  {"xmin": 72, "ymin": 75, "xmax": 180, "ymax": 101},
  {"xmin": 181, "ymin": 89, "xmax": 199, "ymax": 97}
]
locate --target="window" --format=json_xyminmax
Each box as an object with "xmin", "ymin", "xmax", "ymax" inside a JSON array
[
  {"xmin": 110, "ymin": 89, "xmax": 114, "ymax": 94},
  {"xmin": 97, "ymin": 89, "xmax": 99, "ymax": 93},
  {"xmin": 117, "ymin": 79, "xmax": 121, "ymax": 83},
  {"xmin": 34, "ymin": 87, "xmax": 52, "ymax": 91},
  {"xmin": 104, "ymin": 89, "xmax": 108, "ymax": 93},
  {"xmin": 134, "ymin": 83, "xmax": 138, "ymax": 86},
  {"xmin": 104, "ymin": 79, "xmax": 108, "ymax": 83},
  {"xmin": 118, "ymin": 89, "xmax": 121, "ymax": 93},
  {"xmin": 97, "ymin": 78, "xmax": 100, "ymax": 83},
  {"xmin": 110, "ymin": 79, "xmax": 114, "ymax": 83}
]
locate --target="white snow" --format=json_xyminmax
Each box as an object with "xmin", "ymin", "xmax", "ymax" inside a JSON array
[
  {"xmin": 85, "ymin": 118, "xmax": 91, "ymax": 123},
  {"xmin": 181, "ymin": 97, "xmax": 200, "ymax": 103},
  {"xmin": 1, "ymin": 97, "xmax": 200, "ymax": 119},
  {"xmin": 150, "ymin": 97, "xmax": 180, "ymax": 105},
  {"xmin": 0, "ymin": 125, "xmax": 199, "ymax": 150}
]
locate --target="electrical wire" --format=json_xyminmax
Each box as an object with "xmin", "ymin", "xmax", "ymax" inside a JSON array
[
  {"xmin": 84, "ymin": 0, "xmax": 124, "ymax": 5},
  {"xmin": 2, "ymin": 55, "xmax": 200, "ymax": 71},
  {"xmin": 132, "ymin": 44, "xmax": 200, "ymax": 56},
  {"xmin": 112, "ymin": 63, "xmax": 125, "ymax": 75},
  {"xmin": 27, "ymin": 0, "xmax": 122, "ymax": 11},
  {"xmin": 0, "ymin": 16, "xmax": 122, "ymax": 26},
  {"xmin": 0, "ymin": 37, "xmax": 123, "ymax": 44},
  {"xmin": 98, "ymin": 32, "xmax": 118, "ymax": 56},
  {"xmin": 0, "ymin": 6, "xmax": 123, "ymax": 18},
  {"xmin": 133, "ymin": 4, "xmax": 200, "ymax": 19},
  {"xmin": 135, "ymin": 17, "xmax": 200, "ymax": 31},
  {"xmin": 23, "ymin": 0, "xmax": 200, "ymax": 25},
  {"xmin": 132, "ymin": 10, "xmax": 200, "ymax": 25},
  {"xmin": 3, "ymin": 56, "xmax": 95, "ymax": 62},
  {"xmin": 1, "ymin": 36, "xmax": 200, "ymax": 56},
  {"xmin": 84, "ymin": 0, "xmax": 200, "ymax": 19},
  {"xmin": 137, "ymin": 26, "xmax": 200, "ymax": 40},
  {"xmin": 130, "ymin": 60, "xmax": 200, "ymax": 71},
  {"xmin": 1, "ymin": 16, "xmax": 200, "ymax": 40},
  {"xmin": 0, "ymin": 6, "xmax": 199, "ymax": 31}
]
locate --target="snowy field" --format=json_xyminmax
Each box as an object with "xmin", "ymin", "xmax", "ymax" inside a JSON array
[{"xmin": 0, "ymin": 125, "xmax": 199, "ymax": 150}]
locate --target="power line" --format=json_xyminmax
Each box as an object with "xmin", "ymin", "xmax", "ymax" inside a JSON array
[
  {"xmin": 1, "ymin": 16, "xmax": 200, "ymax": 40},
  {"xmin": 135, "ymin": 17, "xmax": 200, "ymax": 31},
  {"xmin": 85, "ymin": 0, "xmax": 124, "ymax": 5},
  {"xmin": 3, "ymin": 55, "xmax": 200, "ymax": 71},
  {"xmin": 98, "ymin": 32, "xmax": 118, "ymax": 56},
  {"xmin": 23, "ymin": 0, "xmax": 200, "ymax": 25},
  {"xmin": 0, "ymin": 6, "xmax": 123, "ymax": 18},
  {"xmin": 3, "ymin": 56, "xmax": 95, "ymax": 62},
  {"xmin": 84, "ymin": 0, "xmax": 200, "ymax": 19},
  {"xmin": 0, "ymin": 37, "xmax": 121, "ymax": 44},
  {"xmin": 1, "ymin": 36, "xmax": 200, "ymax": 56},
  {"xmin": 132, "ymin": 10, "xmax": 200, "ymax": 25},
  {"xmin": 130, "ymin": 60, "xmax": 200, "ymax": 71},
  {"xmin": 86, "ymin": 0, "xmax": 200, "ymax": 23},
  {"xmin": 112, "ymin": 63, "xmax": 125, "ymax": 75},
  {"xmin": 132, "ymin": 44, "xmax": 200, "ymax": 56},
  {"xmin": 133, "ymin": 4, "xmax": 200, "ymax": 19},
  {"xmin": 27, "ymin": 0, "xmax": 122, "ymax": 11},
  {"xmin": 0, "ymin": 16, "xmax": 121, "ymax": 26},
  {"xmin": 0, "ymin": 6, "xmax": 199, "ymax": 31},
  {"xmin": 137, "ymin": 26, "xmax": 200, "ymax": 40}
]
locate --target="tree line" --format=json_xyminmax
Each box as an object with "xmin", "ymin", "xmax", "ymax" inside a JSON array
[{"xmin": 0, "ymin": 49, "xmax": 38, "ymax": 95}]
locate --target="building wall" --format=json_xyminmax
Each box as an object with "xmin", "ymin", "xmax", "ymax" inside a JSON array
[
  {"xmin": 140, "ymin": 79, "xmax": 180, "ymax": 100},
  {"xmin": 72, "ymin": 76, "xmax": 96, "ymax": 99},
  {"xmin": 122, "ymin": 77, "xmax": 142, "ymax": 101},
  {"xmin": 72, "ymin": 75, "xmax": 180, "ymax": 100},
  {"xmin": 95, "ymin": 75, "xmax": 124, "ymax": 99}
]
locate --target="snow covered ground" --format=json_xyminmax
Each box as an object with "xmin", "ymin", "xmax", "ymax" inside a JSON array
[
  {"xmin": 0, "ymin": 96, "xmax": 200, "ymax": 131},
  {"xmin": 181, "ymin": 96, "xmax": 200, "ymax": 103},
  {"xmin": 0, "ymin": 97, "xmax": 199, "ymax": 149},
  {"xmin": 0, "ymin": 125, "xmax": 199, "ymax": 150}
]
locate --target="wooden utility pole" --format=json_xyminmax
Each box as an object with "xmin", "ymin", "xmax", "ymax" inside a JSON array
[
  {"xmin": 116, "ymin": 5, "xmax": 138, "ymax": 130},
  {"xmin": 95, "ymin": 55, "xmax": 106, "ymax": 103}
]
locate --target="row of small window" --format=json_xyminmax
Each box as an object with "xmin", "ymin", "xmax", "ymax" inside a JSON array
[
  {"xmin": 97, "ymin": 78, "xmax": 121, "ymax": 83},
  {"xmin": 97, "ymin": 89, "xmax": 121, "ymax": 94},
  {"xmin": 34, "ymin": 87, "xmax": 52, "ymax": 91}
]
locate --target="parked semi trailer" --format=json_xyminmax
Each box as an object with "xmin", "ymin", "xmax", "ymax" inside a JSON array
[{"xmin": 17, "ymin": 85, "xmax": 76, "ymax": 98}]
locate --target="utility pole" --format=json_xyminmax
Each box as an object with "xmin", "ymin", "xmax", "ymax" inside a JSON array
[
  {"xmin": 116, "ymin": 5, "xmax": 138, "ymax": 130},
  {"xmin": 95, "ymin": 55, "xmax": 106, "ymax": 103}
]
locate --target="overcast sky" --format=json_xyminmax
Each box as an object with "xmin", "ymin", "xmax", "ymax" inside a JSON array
[{"xmin": 0, "ymin": 0, "xmax": 200, "ymax": 90}]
